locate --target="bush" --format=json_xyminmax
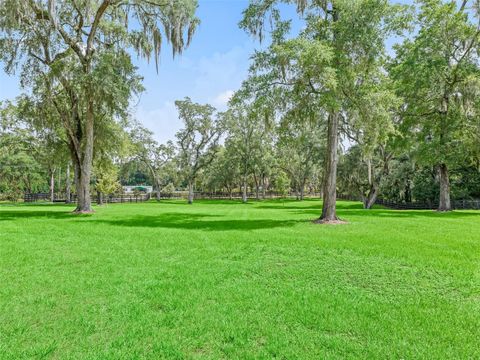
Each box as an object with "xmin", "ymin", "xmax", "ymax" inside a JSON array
[
  {"xmin": 161, "ymin": 183, "xmax": 176, "ymax": 195},
  {"xmin": 274, "ymin": 172, "xmax": 291, "ymax": 197}
]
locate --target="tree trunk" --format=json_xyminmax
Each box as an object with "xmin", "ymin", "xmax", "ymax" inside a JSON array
[
  {"xmin": 65, "ymin": 163, "xmax": 71, "ymax": 204},
  {"xmin": 364, "ymin": 185, "xmax": 378, "ymax": 209},
  {"xmin": 97, "ymin": 191, "xmax": 104, "ymax": 206},
  {"xmin": 74, "ymin": 101, "xmax": 94, "ymax": 213},
  {"xmin": 242, "ymin": 177, "xmax": 247, "ymax": 203},
  {"xmin": 262, "ymin": 175, "xmax": 266, "ymax": 199},
  {"xmin": 437, "ymin": 95, "xmax": 451, "ymax": 211},
  {"xmin": 145, "ymin": 163, "xmax": 161, "ymax": 201},
  {"xmin": 188, "ymin": 181, "xmax": 194, "ymax": 204},
  {"xmin": 405, "ymin": 179, "xmax": 412, "ymax": 203},
  {"xmin": 363, "ymin": 158, "xmax": 378, "ymax": 209},
  {"xmin": 75, "ymin": 166, "xmax": 92, "ymax": 212},
  {"xmin": 367, "ymin": 158, "xmax": 372, "ymax": 185},
  {"xmin": 58, "ymin": 167, "xmax": 62, "ymax": 195},
  {"xmin": 253, "ymin": 173, "xmax": 260, "ymax": 200},
  {"xmin": 319, "ymin": 112, "xmax": 340, "ymax": 222},
  {"xmin": 155, "ymin": 178, "xmax": 162, "ymax": 201},
  {"xmin": 300, "ymin": 180, "xmax": 305, "ymax": 201},
  {"xmin": 438, "ymin": 163, "xmax": 451, "ymax": 211},
  {"xmin": 73, "ymin": 160, "xmax": 80, "ymax": 203},
  {"xmin": 49, "ymin": 169, "xmax": 55, "ymax": 203}
]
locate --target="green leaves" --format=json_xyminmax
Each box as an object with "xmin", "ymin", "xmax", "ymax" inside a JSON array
[
  {"xmin": 390, "ymin": 0, "xmax": 480, "ymax": 167},
  {"xmin": 175, "ymin": 98, "xmax": 223, "ymax": 181}
]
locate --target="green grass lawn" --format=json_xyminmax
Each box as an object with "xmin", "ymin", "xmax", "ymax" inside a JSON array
[{"xmin": 1, "ymin": 200, "xmax": 479, "ymax": 359}]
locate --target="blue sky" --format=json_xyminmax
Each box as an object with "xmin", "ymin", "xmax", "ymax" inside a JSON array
[
  {"xmin": 0, "ymin": 0, "xmax": 411, "ymax": 143},
  {"xmin": 133, "ymin": 0, "xmax": 275, "ymax": 142}
]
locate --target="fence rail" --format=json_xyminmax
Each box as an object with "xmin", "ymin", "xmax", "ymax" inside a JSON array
[
  {"xmin": 106, "ymin": 194, "xmax": 150, "ymax": 203},
  {"xmin": 23, "ymin": 191, "xmax": 311, "ymax": 203},
  {"xmin": 23, "ymin": 193, "xmax": 148, "ymax": 204},
  {"xmin": 156, "ymin": 191, "xmax": 308, "ymax": 200},
  {"xmin": 24, "ymin": 193, "xmax": 50, "ymax": 202}
]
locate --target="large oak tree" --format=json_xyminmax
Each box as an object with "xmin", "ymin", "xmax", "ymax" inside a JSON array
[
  {"xmin": 240, "ymin": 0, "xmax": 406, "ymax": 222},
  {"xmin": 0, "ymin": 0, "xmax": 198, "ymax": 212}
]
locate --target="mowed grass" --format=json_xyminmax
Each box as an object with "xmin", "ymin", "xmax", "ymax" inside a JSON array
[{"xmin": 0, "ymin": 200, "xmax": 479, "ymax": 359}]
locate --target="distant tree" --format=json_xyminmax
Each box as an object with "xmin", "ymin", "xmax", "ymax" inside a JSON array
[
  {"xmin": 35, "ymin": 132, "xmax": 68, "ymax": 203},
  {"xmin": 277, "ymin": 104, "xmax": 325, "ymax": 201},
  {"xmin": 95, "ymin": 165, "xmax": 121, "ymax": 206},
  {"xmin": 338, "ymin": 145, "xmax": 394, "ymax": 208},
  {"xmin": 118, "ymin": 159, "xmax": 150, "ymax": 186},
  {"xmin": 15, "ymin": 96, "xmax": 71, "ymax": 202},
  {"xmin": 223, "ymin": 103, "xmax": 266, "ymax": 203},
  {"xmin": 0, "ymin": 103, "xmax": 44, "ymax": 200},
  {"xmin": 175, "ymin": 98, "xmax": 223, "ymax": 204},
  {"xmin": 273, "ymin": 171, "xmax": 291, "ymax": 200},
  {"xmin": 378, "ymin": 154, "xmax": 416, "ymax": 203},
  {"xmin": 202, "ymin": 146, "xmax": 241, "ymax": 198},
  {"xmin": 161, "ymin": 183, "xmax": 176, "ymax": 197},
  {"xmin": 130, "ymin": 124, "xmax": 175, "ymax": 200}
]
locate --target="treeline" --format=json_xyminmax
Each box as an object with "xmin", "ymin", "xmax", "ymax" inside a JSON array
[
  {"xmin": 1, "ymin": 1, "xmax": 479, "ymax": 221},
  {"xmin": 2, "ymin": 94, "xmax": 479, "ymax": 208}
]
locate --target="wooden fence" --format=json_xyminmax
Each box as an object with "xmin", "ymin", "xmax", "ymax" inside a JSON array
[
  {"xmin": 338, "ymin": 194, "xmax": 480, "ymax": 210},
  {"xmin": 375, "ymin": 198, "xmax": 480, "ymax": 210},
  {"xmin": 24, "ymin": 193, "xmax": 49, "ymax": 202},
  {"xmin": 105, "ymin": 194, "xmax": 150, "ymax": 203},
  {"xmin": 156, "ymin": 191, "xmax": 305, "ymax": 200},
  {"xmin": 23, "ymin": 193, "xmax": 148, "ymax": 204}
]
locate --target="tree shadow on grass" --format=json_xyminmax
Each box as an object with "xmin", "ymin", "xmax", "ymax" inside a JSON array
[
  {"xmin": 95, "ymin": 212, "xmax": 303, "ymax": 231},
  {"xmin": 256, "ymin": 201, "xmax": 362, "ymax": 211},
  {"xmin": 256, "ymin": 204, "xmax": 321, "ymax": 210},
  {"xmin": 345, "ymin": 209, "xmax": 480, "ymax": 219},
  {"xmin": 296, "ymin": 208, "xmax": 480, "ymax": 219},
  {"xmin": 0, "ymin": 210, "xmax": 87, "ymax": 221},
  {"xmin": 0, "ymin": 203, "xmax": 75, "ymax": 208}
]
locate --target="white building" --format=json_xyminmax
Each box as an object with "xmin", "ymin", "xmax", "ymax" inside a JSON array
[{"xmin": 122, "ymin": 185, "xmax": 153, "ymax": 194}]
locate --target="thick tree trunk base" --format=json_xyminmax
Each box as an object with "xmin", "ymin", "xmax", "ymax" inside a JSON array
[
  {"xmin": 72, "ymin": 209, "xmax": 95, "ymax": 215},
  {"xmin": 313, "ymin": 218, "xmax": 347, "ymax": 225}
]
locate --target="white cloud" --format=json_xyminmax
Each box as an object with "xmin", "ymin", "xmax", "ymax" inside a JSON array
[
  {"xmin": 135, "ymin": 102, "xmax": 180, "ymax": 144},
  {"xmin": 192, "ymin": 45, "xmax": 249, "ymax": 95},
  {"xmin": 212, "ymin": 89, "xmax": 235, "ymax": 109},
  {"xmin": 135, "ymin": 43, "xmax": 253, "ymax": 143}
]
